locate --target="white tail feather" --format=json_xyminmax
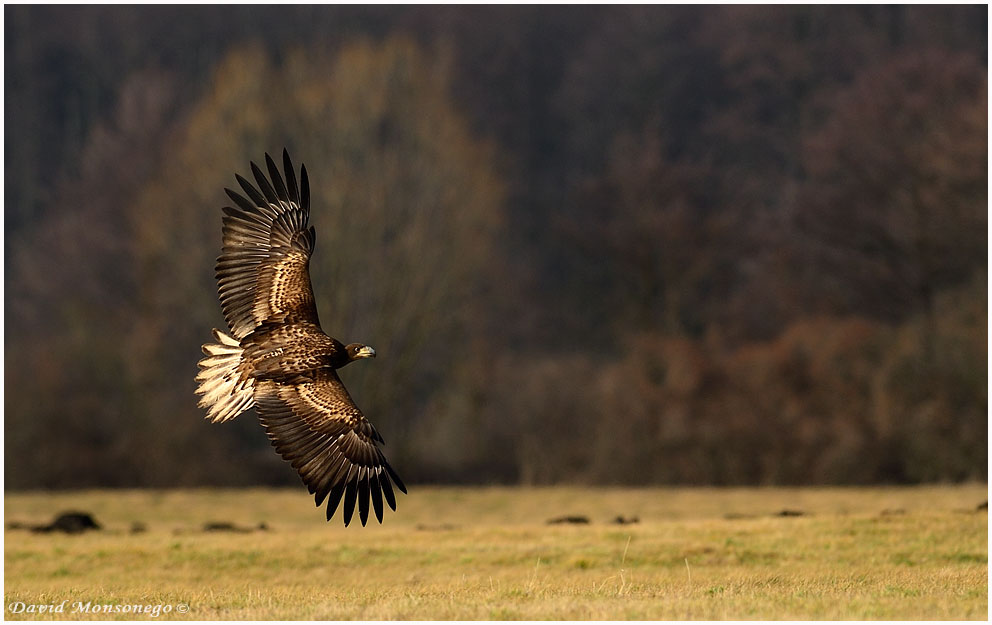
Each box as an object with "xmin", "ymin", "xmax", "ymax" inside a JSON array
[{"xmin": 196, "ymin": 329, "xmax": 254, "ymax": 423}]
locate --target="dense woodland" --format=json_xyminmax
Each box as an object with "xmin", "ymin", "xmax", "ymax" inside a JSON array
[{"xmin": 5, "ymin": 6, "xmax": 987, "ymax": 488}]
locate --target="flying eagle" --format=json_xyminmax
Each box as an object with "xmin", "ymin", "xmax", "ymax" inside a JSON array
[{"xmin": 195, "ymin": 150, "xmax": 406, "ymax": 526}]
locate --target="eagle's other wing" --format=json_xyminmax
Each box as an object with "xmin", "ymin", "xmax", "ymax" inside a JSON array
[
  {"xmin": 217, "ymin": 150, "xmax": 319, "ymax": 340},
  {"xmin": 255, "ymin": 370, "xmax": 407, "ymax": 526}
]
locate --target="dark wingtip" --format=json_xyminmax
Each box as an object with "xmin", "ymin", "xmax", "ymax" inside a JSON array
[
  {"xmin": 283, "ymin": 149, "xmax": 300, "ymax": 206},
  {"xmin": 234, "ymin": 173, "xmax": 266, "ymax": 207},
  {"xmin": 380, "ymin": 472, "xmax": 397, "ymax": 511},
  {"xmin": 265, "ymin": 152, "xmax": 290, "ymax": 203},
  {"xmin": 325, "ymin": 483, "xmax": 345, "ymax": 522},
  {"xmin": 224, "ymin": 188, "xmax": 257, "ymax": 214},
  {"xmin": 250, "ymin": 161, "xmax": 279, "ymax": 204},
  {"xmin": 358, "ymin": 476, "xmax": 371, "ymax": 527},
  {"xmin": 370, "ymin": 473, "xmax": 385, "ymax": 524},
  {"xmin": 300, "ymin": 164, "xmax": 310, "ymax": 212},
  {"xmin": 263, "ymin": 153, "xmax": 278, "ymax": 180},
  {"xmin": 371, "ymin": 424, "xmax": 385, "ymax": 444},
  {"xmin": 386, "ymin": 464, "xmax": 408, "ymax": 495},
  {"xmin": 342, "ymin": 480, "xmax": 358, "ymax": 527}
]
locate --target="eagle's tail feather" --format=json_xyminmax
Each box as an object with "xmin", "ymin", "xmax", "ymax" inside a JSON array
[{"xmin": 196, "ymin": 329, "xmax": 254, "ymax": 423}]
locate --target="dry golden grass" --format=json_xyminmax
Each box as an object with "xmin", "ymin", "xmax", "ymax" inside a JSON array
[{"xmin": 4, "ymin": 485, "xmax": 987, "ymax": 619}]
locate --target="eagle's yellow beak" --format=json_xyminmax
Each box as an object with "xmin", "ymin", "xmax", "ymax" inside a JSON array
[{"xmin": 356, "ymin": 346, "xmax": 376, "ymax": 359}]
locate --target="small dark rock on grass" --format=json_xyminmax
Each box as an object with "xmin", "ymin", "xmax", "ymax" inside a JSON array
[
  {"xmin": 547, "ymin": 515, "xmax": 590, "ymax": 525},
  {"xmin": 416, "ymin": 523, "xmax": 459, "ymax": 531},
  {"xmin": 10, "ymin": 511, "xmax": 103, "ymax": 534},
  {"xmin": 202, "ymin": 521, "xmax": 269, "ymax": 533}
]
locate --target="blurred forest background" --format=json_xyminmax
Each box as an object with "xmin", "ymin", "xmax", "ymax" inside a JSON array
[{"xmin": 5, "ymin": 6, "xmax": 987, "ymax": 489}]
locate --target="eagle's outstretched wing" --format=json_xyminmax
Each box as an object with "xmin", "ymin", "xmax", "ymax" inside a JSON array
[
  {"xmin": 255, "ymin": 370, "xmax": 407, "ymax": 526},
  {"xmin": 217, "ymin": 150, "xmax": 319, "ymax": 340}
]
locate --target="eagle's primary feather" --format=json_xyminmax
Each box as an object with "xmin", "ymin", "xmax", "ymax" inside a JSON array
[{"xmin": 195, "ymin": 150, "xmax": 406, "ymax": 526}]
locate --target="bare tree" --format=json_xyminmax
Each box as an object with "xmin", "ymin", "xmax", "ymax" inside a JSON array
[{"xmin": 798, "ymin": 49, "xmax": 986, "ymax": 357}]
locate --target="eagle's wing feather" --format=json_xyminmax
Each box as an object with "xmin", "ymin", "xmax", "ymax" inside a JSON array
[
  {"xmin": 255, "ymin": 370, "xmax": 406, "ymax": 526},
  {"xmin": 216, "ymin": 150, "xmax": 319, "ymax": 339}
]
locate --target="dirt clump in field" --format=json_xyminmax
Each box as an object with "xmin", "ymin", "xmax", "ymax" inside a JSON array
[
  {"xmin": 8, "ymin": 511, "xmax": 102, "ymax": 534},
  {"xmin": 202, "ymin": 521, "xmax": 270, "ymax": 533}
]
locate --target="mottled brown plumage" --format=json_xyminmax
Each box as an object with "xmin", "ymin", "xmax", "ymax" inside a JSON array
[{"xmin": 195, "ymin": 150, "xmax": 405, "ymax": 526}]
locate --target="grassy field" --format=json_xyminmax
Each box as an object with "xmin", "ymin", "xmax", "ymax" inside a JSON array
[{"xmin": 4, "ymin": 485, "xmax": 987, "ymax": 620}]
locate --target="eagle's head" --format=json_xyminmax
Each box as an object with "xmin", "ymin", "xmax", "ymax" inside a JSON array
[{"xmin": 346, "ymin": 343, "xmax": 377, "ymax": 361}]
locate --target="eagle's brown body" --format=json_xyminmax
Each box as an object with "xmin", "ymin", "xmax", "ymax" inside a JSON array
[
  {"xmin": 243, "ymin": 322, "xmax": 356, "ymax": 378},
  {"xmin": 195, "ymin": 151, "xmax": 405, "ymax": 526}
]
